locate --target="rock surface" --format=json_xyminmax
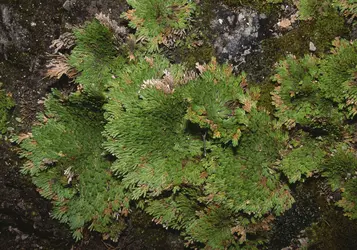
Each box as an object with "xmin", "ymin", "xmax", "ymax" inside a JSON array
[{"xmin": 211, "ymin": 5, "xmax": 267, "ymax": 71}]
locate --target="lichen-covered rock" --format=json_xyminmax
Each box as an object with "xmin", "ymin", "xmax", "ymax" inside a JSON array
[{"xmin": 211, "ymin": 5, "xmax": 266, "ymax": 70}]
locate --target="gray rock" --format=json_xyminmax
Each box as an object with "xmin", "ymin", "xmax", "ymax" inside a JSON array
[
  {"xmin": 309, "ymin": 41, "xmax": 317, "ymax": 52},
  {"xmin": 63, "ymin": 0, "xmax": 76, "ymax": 11},
  {"xmin": 0, "ymin": 5, "xmax": 29, "ymax": 59},
  {"xmin": 210, "ymin": 5, "xmax": 264, "ymax": 71}
]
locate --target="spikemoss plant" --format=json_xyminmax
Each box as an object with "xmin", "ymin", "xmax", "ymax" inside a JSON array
[
  {"xmin": 18, "ymin": 7, "xmax": 357, "ymax": 248},
  {"xmin": 272, "ymin": 38, "xmax": 357, "ymax": 225},
  {"xmin": 319, "ymin": 38, "xmax": 357, "ymax": 118},
  {"xmin": 271, "ymin": 54, "xmax": 343, "ymax": 130},
  {"xmin": 18, "ymin": 91, "xmax": 127, "ymax": 241},
  {"xmin": 69, "ymin": 20, "xmax": 126, "ymax": 97},
  {"xmin": 104, "ymin": 57, "xmax": 294, "ymax": 248},
  {"xmin": 279, "ymin": 132, "xmax": 325, "ymax": 183},
  {"xmin": 322, "ymin": 144, "xmax": 357, "ymax": 219},
  {"xmin": 333, "ymin": 0, "xmax": 357, "ymax": 21},
  {"xmin": 272, "ymin": 39, "xmax": 357, "ymax": 126},
  {"xmin": 122, "ymin": 0, "xmax": 196, "ymax": 52}
]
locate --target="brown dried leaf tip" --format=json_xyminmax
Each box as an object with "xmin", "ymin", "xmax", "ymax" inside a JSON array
[{"xmin": 45, "ymin": 53, "xmax": 78, "ymax": 79}]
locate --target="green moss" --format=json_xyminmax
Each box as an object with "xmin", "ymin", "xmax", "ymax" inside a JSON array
[
  {"xmin": 298, "ymin": 0, "xmax": 332, "ymax": 20},
  {"xmin": 165, "ymin": 1, "xmax": 215, "ymax": 69},
  {"xmin": 262, "ymin": 8, "xmax": 348, "ymax": 63},
  {"xmin": 313, "ymin": 10, "xmax": 349, "ymax": 52},
  {"xmin": 174, "ymin": 42, "xmax": 214, "ymax": 69},
  {"xmin": 123, "ymin": 0, "xmax": 196, "ymax": 52},
  {"xmin": 0, "ymin": 87, "xmax": 15, "ymax": 134},
  {"xmin": 306, "ymin": 193, "xmax": 357, "ymax": 250},
  {"xmin": 219, "ymin": 0, "xmax": 281, "ymax": 13},
  {"xmin": 251, "ymin": 80, "xmax": 275, "ymax": 113}
]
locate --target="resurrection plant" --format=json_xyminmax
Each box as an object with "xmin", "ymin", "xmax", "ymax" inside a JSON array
[
  {"xmin": 17, "ymin": 1, "xmax": 357, "ymax": 247},
  {"xmin": 123, "ymin": 0, "xmax": 196, "ymax": 51},
  {"xmin": 104, "ymin": 57, "xmax": 294, "ymax": 248},
  {"xmin": 18, "ymin": 92, "xmax": 127, "ymax": 241}
]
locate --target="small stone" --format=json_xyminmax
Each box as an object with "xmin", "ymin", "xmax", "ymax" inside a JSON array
[
  {"xmin": 21, "ymin": 234, "xmax": 29, "ymax": 240},
  {"xmin": 227, "ymin": 16, "xmax": 235, "ymax": 25},
  {"xmin": 309, "ymin": 41, "xmax": 317, "ymax": 52},
  {"xmin": 63, "ymin": 0, "xmax": 76, "ymax": 11}
]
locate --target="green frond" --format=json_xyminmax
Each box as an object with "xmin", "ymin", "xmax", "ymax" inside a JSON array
[
  {"xmin": 104, "ymin": 58, "xmax": 293, "ymax": 248},
  {"xmin": 69, "ymin": 20, "xmax": 126, "ymax": 96},
  {"xmin": 280, "ymin": 134, "xmax": 325, "ymax": 183},
  {"xmin": 19, "ymin": 91, "xmax": 126, "ymax": 241},
  {"xmin": 122, "ymin": 0, "xmax": 196, "ymax": 52},
  {"xmin": 272, "ymin": 53, "xmax": 344, "ymax": 130},
  {"xmin": 322, "ymin": 144, "xmax": 357, "ymax": 219},
  {"xmin": 319, "ymin": 38, "xmax": 357, "ymax": 118},
  {"xmin": 333, "ymin": 0, "xmax": 357, "ymax": 20}
]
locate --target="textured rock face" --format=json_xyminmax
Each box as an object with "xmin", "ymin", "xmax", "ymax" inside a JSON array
[
  {"xmin": 211, "ymin": 5, "xmax": 266, "ymax": 70},
  {"xmin": 0, "ymin": 5, "xmax": 29, "ymax": 60}
]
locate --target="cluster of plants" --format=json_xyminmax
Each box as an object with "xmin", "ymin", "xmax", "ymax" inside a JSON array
[
  {"xmin": 297, "ymin": 0, "xmax": 357, "ymax": 21},
  {"xmin": 334, "ymin": 0, "xmax": 357, "ymax": 20},
  {"xmin": 272, "ymin": 37, "xmax": 357, "ymax": 218},
  {"xmin": 122, "ymin": 0, "xmax": 196, "ymax": 52},
  {"xmin": 16, "ymin": 0, "xmax": 357, "ymax": 248}
]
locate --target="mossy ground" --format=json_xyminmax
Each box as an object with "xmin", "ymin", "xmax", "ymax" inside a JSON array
[
  {"xmin": 253, "ymin": 80, "xmax": 275, "ymax": 112},
  {"xmin": 0, "ymin": 88, "xmax": 15, "ymax": 134},
  {"xmin": 220, "ymin": 0, "xmax": 282, "ymax": 13},
  {"xmin": 165, "ymin": 1, "xmax": 216, "ymax": 69},
  {"xmin": 262, "ymin": 8, "xmax": 349, "ymax": 64},
  {"xmin": 247, "ymin": 6, "xmax": 349, "ymax": 112},
  {"xmin": 306, "ymin": 208, "xmax": 357, "ymax": 250},
  {"xmin": 169, "ymin": 0, "xmax": 281, "ymax": 73},
  {"xmin": 304, "ymin": 179, "xmax": 357, "ymax": 250}
]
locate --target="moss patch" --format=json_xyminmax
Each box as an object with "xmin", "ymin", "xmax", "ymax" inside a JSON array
[
  {"xmin": 173, "ymin": 40, "xmax": 214, "ymax": 69},
  {"xmin": 165, "ymin": 1, "xmax": 215, "ymax": 69},
  {"xmin": 262, "ymin": 8, "xmax": 348, "ymax": 64},
  {"xmin": 219, "ymin": 0, "xmax": 281, "ymax": 13},
  {"xmin": 305, "ymin": 183, "xmax": 357, "ymax": 250},
  {"xmin": 0, "ymin": 87, "xmax": 15, "ymax": 134},
  {"xmin": 253, "ymin": 80, "xmax": 276, "ymax": 112}
]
